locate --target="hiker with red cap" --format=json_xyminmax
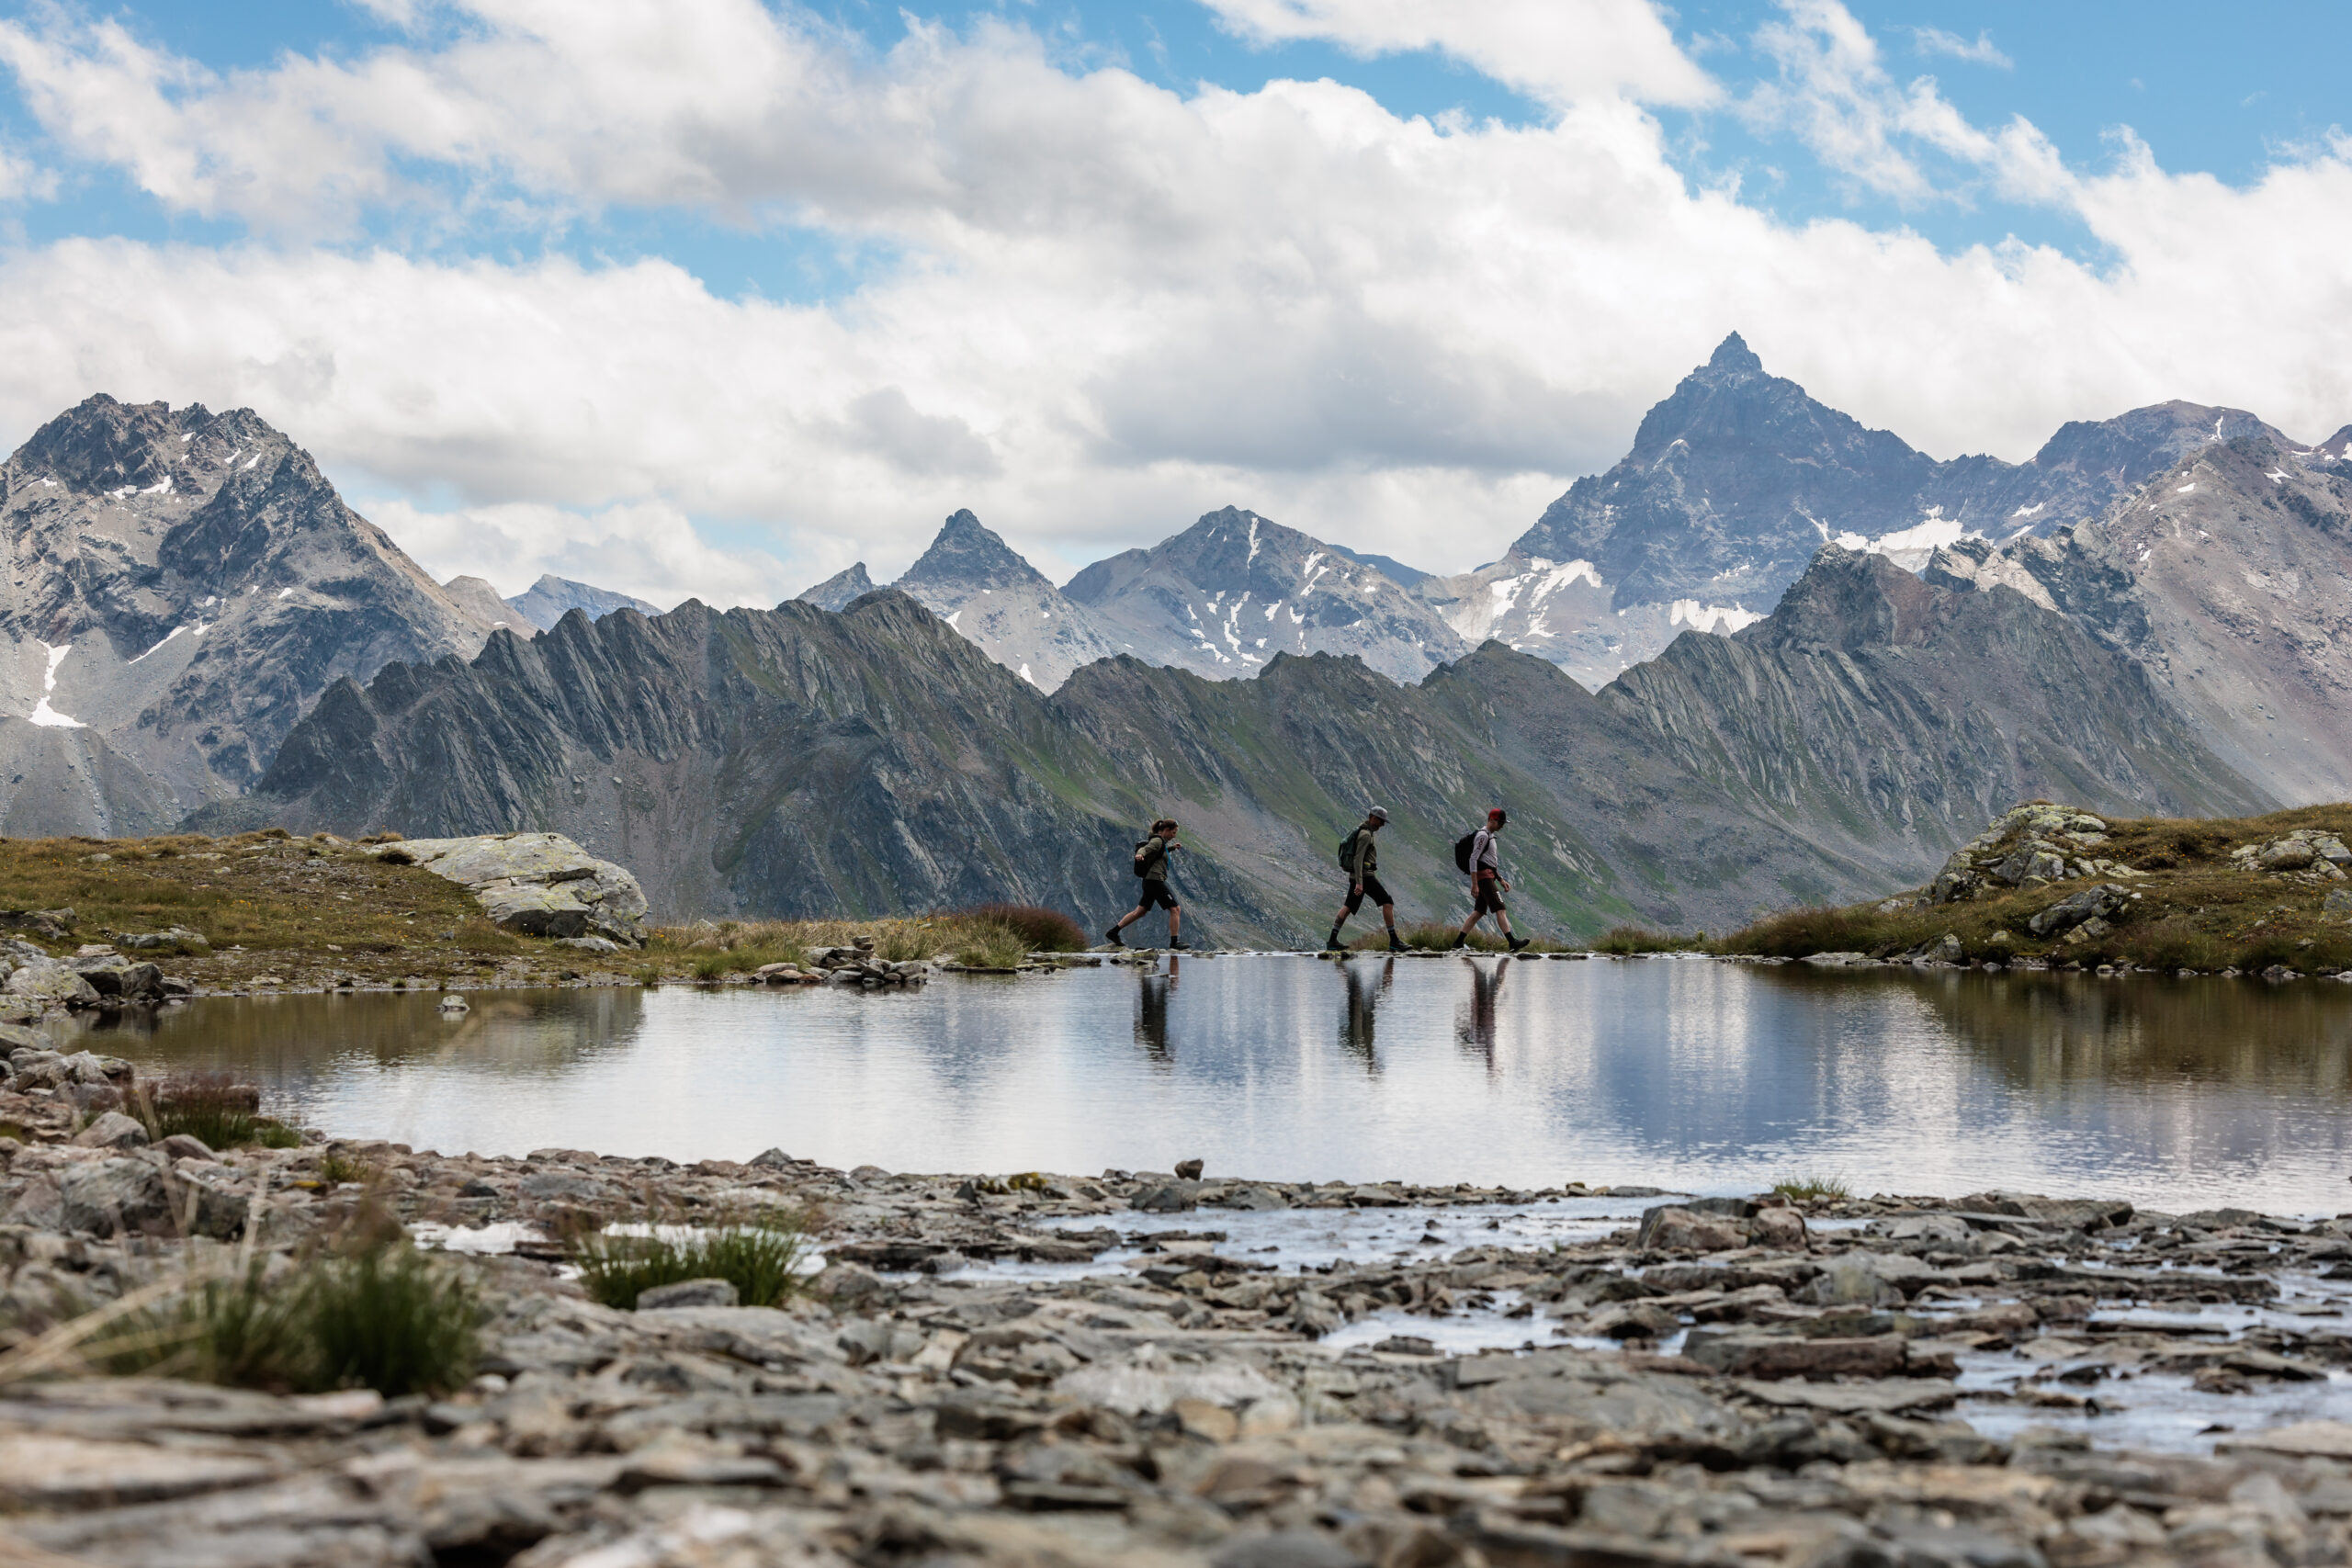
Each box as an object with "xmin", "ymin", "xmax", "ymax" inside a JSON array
[{"xmin": 1453, "ymin": 807, "xmax": 1530, "ymax": 953}]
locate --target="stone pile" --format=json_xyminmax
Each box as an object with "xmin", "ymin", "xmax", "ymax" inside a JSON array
[
  {"xmin": 1926, "ymin": 804, "xmax": 2143, "ymax": 906},
  {"xmin": 2234, "ymin": 829, "xmax": 2352, "ymax": 884}
]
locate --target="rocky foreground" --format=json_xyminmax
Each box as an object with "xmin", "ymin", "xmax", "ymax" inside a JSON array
[{"xmin": 5, "ymin": 1063, "xmax": 2352, "ymax": 1567}]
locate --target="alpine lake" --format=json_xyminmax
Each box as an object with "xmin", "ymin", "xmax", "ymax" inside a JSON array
[{"xmin": 40, "ymin": 951, "xmax": 2352, "ymax": 1214}]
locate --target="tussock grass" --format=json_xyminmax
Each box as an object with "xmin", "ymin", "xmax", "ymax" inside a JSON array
[
  {"xmin": 137, "ymin": 1077, "xmax": 301, "ymax": 1150},
  {"xmin": 1594, "ymin": 924, "xmax": 1700, "ymax": 955},
  {"xmin": 967, "ymin": 903, "xmax": 1086, "ymax": 953},
  {"xmin": 1769, "ymin": 1173, "xmax": 1852, "ymax": 1201},
  {"xmin": 75, "ymin": 1245, "xmax": 479, "ymax": 1397},
  {"xmin": 572, "ymin": 1211, "xmax": 813, "ymax": 1310}
]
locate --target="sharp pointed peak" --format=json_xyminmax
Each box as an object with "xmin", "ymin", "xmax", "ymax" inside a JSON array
[{"xmin": 1706, "ymin": 332, "xmax": 1763, "ymax": 375}]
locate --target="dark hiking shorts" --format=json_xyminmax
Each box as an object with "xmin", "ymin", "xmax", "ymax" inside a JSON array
[
  {"xmin": 1343, "ymin": 874, "xmax": 1393, "ymax": 914},
  {"xmin": 1473, "ymin": 875, "xmax": 1507, "ymax": 917},
  {"xmin": 1135, "ymin": 880, "xmax": 1178, "ymax": 911}
]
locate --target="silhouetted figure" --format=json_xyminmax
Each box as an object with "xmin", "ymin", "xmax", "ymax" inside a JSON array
[
  {"xmin": 1453, "ymin": 807, "xmax": 1530, "ymax": 953},
  {"xmin": 1134, "ymin": 955, "xmax": 1178, "ymax": 1061},
  {"xmin": 1326, "ymin": 807, "xmax": 1406, "ymax": 953},
  {"xmin": 1455, "ymin": 952, "xmax": 1510, "ymax": 1068},
  {"xmin": 1340, "ymin": 955, "xmax": 1395, "ymax": 1069}
]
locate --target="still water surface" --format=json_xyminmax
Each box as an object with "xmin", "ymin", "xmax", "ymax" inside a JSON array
[{"xmin": 55, "ymin": 953, "xmax": 2352, "ymax": 1212}]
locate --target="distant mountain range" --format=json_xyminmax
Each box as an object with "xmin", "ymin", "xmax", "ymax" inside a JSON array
[{"xmin": 10, "ymin": 327, "xmax": 2347, "ymax": 933}]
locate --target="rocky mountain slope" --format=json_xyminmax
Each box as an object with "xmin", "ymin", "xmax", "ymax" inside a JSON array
[
  {"xmin": 1600, "ymin": 547, "xmax": 2271, "ymax": 895},
  {"xmin": 230, "ymin": 538, "xmax": 2262, "ymax": 939},
  {"xmin": 0, "ymin": 395, "xmax": 492, "ymax": 837},
  {"xmin": 794, "ymin": 563, "xmax": 875, "ymax": 612},
  {"xmin": 1925, "ymin": 434, "xmax": 2352, "ymax": 805},
  {"xmin": 1063, "ymin": 506, "xmax": 1470, "ymax": 683},
  {"xmin": 890, "ymin": 511, "xmax": 1120, "ymax": 689},
  {"xmin": 503, "ymin": 574, "xmax": 662, "ymax": 631},
  {"xmin": 1418, "ymin": 334, "xmax": 2288, "ymax": 688}
]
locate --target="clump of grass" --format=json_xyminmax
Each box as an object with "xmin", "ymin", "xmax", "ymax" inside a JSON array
[
  {"xmin": 1594, "ymin": 924, "xmax": 1699, "ymax": 955},
  {"xmin": 953, "ymin": 927, "xmax": 1031, "ymax": 970},
  {"xmin": 572, "ymin": 1211, "xmax": 812, "ymax": 1310},
  {"xmin": 962, "ymin": 903, "xmax": 1085, "ymax": 953},
  {"xmin": 317, "ymin": 1148, "xmax": 375, "ymax": 1185},
  {"xmin": 137, "ymin": 1078, "xmax": 302, "ymax": 1150},
  {"xmin": 77, "ymin": 1245, "xmax": 478, "ymax": 1397},
  {"xmin": 1769, "ymin": 1173, "xmax": 1851, "ymax": 1201}
]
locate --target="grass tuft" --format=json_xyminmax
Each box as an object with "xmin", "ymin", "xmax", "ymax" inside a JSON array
[
  {"xmin": 137, "ymin": 1077, "xmax": 301, "ymax": 1150},
  {"xmin": 80, "ymin": 1245, "xmax": 478, "ymax": 1397},
  {"xmin": 571, "ymin": 1210, "xmax": 812, "ymax": 1310},
  {"xmin": 1768, "ymin": 1173, "xmax": 1851, "ymax": 1201},
  {"xmin": 1594, "ymin": 924, "xmax": 1698, "ymax": 955}
]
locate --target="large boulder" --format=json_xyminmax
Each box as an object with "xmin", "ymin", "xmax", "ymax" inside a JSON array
[
  {"xmin": 377, "ymin": 833, "xmax": 650, "ymax": 946},
  {"xmin": 2027, "ymin": 883, "xmax": 2134, "ymax": 939},
  {"xmin": 5, "ymin": 960, "xmax": 100, "ymax": 1010}
]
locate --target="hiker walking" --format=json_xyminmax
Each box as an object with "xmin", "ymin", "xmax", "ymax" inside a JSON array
[
  {"xmin": 1107, "ymin": 818, "xmax": 1186, "ymax": 949},
  {"xmin": 1327, "ymin": 807, "xmax": 1406, "ymax": 953},
  {"xmin": 1453, "ymin": 807, "xmax": 1530, "ymax": 953}
]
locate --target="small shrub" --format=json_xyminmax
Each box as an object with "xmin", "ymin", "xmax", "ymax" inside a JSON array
[
  {"xmin": 962, "ymin": 904, "xmax": 1085, "ymax": 953},
  {"xmin": 573, "ymin": 1212, "xmax": 811, "ymax": 1310},
  {"xmin": 1769, "ymin": 1173, "xmax": 1851, "ymax": 1201},
  {"xmin": 692, "ymin": 953, "xmax": 733, "ymax": 981},
  {"xmin": 317, "ymin": 1149, "xmax": 375, "ymax": 1186}
]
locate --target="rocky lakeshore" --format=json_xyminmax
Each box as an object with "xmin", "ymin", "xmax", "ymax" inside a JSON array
[{"xmin": 6, "ymin": 1065, "xmax": 2352, "ymax": 1566}]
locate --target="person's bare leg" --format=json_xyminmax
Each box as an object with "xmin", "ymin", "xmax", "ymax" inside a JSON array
[
  {"xmin": 1114, "ymin": 906, "xmax": 1145, "ymax": 931},
  {"xmin": 1169, "ymin": 907, "xmax": 1182, "ymax": 944}
]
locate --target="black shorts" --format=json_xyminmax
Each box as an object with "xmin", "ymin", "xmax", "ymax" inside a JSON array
[
  {"xmin": 1473, "ymin": 876, "xmax": 1507, "ymax": 916},
  {"xmin": 1135, "ymin": 880, "xmax": 1178, "ymax": 911},
  {"xmin": 1343, "ymin": 874, "xmax": 1392, "ymax": 914}
]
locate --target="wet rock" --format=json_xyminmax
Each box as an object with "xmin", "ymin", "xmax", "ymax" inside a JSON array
[
  {"xmin": 1132, "ymin": 1180, "xmax": 1202, "ymax": 1213},
  {"xmin": 1682, "ymin": 1330, "xmax": 1909, "ymax": 1380},
  {"xmin": 1583, "ymin": 1302, "xmax": 1681, "ymax": 1340},
  {"xmin": 1635, "ymin": 1204, "xmax": 1747, "ymax": 1252},
  {"xmin": 635, "ymin": 1278, "xmax": 739, "ymax": 1310},
  {"xmin": 1173, "ymin": 1157, "xmax": 1205, "ymax": 1180},
  {"xmin": 156, "ymin": 1133, "xmax": 218, "ymax": 1162}
]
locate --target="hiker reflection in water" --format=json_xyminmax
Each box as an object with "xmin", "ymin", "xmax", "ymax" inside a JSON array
[
  {"xmin": 1134, "ymin": 955, "xmax": 1177, "ymax": 1061},
  {"xmin": 1340, "ymin": 956, "xmax": 1395, "ymax": 1069},
  {"xmin": 1454, "ymin": 953, "xmax": 1508, "ymax": 1068}
]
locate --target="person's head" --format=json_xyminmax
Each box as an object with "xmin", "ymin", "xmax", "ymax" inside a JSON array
[
  {"xmin": 1152, "ymin": 818, "xmax": 1179, "ymax": 839},
  {"xmin": 1366, "ymin": 806, "xmax": 1389, "ymax": 831},
  {"xmin": 1487, "ymin": 807, "xmax": 1508, "ymax": 830}
]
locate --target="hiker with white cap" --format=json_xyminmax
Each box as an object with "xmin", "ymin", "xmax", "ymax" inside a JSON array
[{"xmin": 1327, "ymin": 807, "xmax": 1407, "ymax": 953}]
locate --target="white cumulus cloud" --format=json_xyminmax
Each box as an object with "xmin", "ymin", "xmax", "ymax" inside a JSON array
[{"xmin": 0, "ymin": 0, "xmax": 2346, "ymax": 613}]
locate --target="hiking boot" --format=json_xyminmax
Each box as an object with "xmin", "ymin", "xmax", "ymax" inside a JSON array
[
  {"xmin": 1103, "ymin": 926, "xmax": 1124, "ymax": 948},
  {"xmin": 1450, "ymin": 931, "xmax": 1468, "ymax": 950},
  {"xmin": 1387, "ymin": 931, "xmax": 1408, "ymax": 953},
  {"xmin": 1324, "ymin": 928, "xmax": 1345, "ymax": 953},
  {"xmin": 1508, "ymin": 935, "xmax": 1531, "ymax": 953},
  {"xmin": 1167, "ymin": 940, "xmax": 1189, "ymax": 952}
]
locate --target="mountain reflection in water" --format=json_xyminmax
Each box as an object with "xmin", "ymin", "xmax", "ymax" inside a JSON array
[{"xmin": 51, "ymin": 957, "xmax": 2352, "ymax": 1211}]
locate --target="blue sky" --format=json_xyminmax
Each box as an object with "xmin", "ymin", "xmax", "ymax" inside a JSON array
[{"xmin": 1, "ymin": 1, "xmax": 2348, "ymax": 601}]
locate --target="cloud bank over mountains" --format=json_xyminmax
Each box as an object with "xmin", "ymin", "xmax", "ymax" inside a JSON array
[{"xmin": 0, "ymin": 0, "xmax": 2348, "ymax": 607}]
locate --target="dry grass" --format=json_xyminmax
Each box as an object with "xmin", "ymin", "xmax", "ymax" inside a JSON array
[
  {"xmin": 0, "ymin": 829, "xmax": 531, "ymax": 986},
  {"xmin": 648, "ymin": 906, "xmax": 1086, "ymax": 976},
  {"xmin": 1715, "ymin": 803, "xmax": 2352, "ymax": 972}
]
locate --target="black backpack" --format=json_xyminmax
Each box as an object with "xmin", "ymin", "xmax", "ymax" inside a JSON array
[
  {"xmin": 1334, "ymin": 829, "xmax": 1359, "ymax": 873},
  {"xmin": 1133, "ymin": 838, "xmax": 1160, "ymax": 877},
  {"xmin": 1453, "ymin": 831, "xmax": 1478, "ymax": 874}
]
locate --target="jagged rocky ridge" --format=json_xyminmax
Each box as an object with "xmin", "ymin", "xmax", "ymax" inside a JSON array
[
  {"xmin": 228, "ymin": 546, "xmax": 2261, "ymax": 940},
  {"xmin": 1416, "ymin": 334, "xmax": 2291, "ymax": 688},
  {"xmin": 0, "ymin": 396, "xmax": 496, "ymax": 837},
  {"xmin": 888, "ymin": 511, "xmax": 1121, "ymax": 689}
]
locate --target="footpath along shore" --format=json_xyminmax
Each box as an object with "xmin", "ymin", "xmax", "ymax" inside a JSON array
[{"xmin": 6, "ymin": 1069, "xmax": 2352, "ymax": 1564}]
